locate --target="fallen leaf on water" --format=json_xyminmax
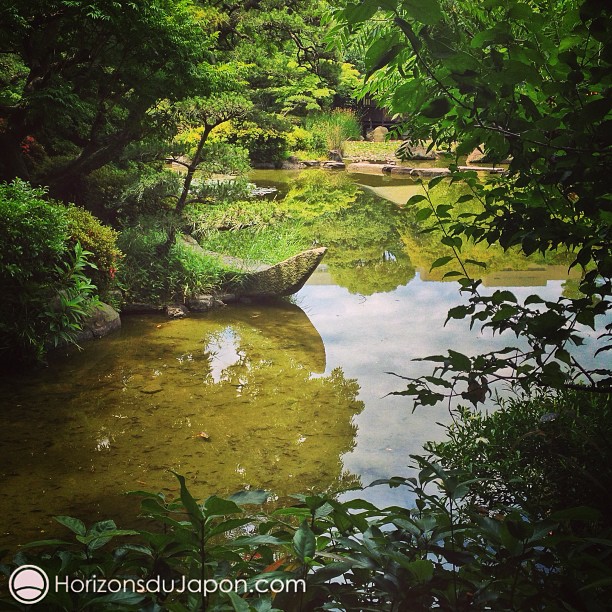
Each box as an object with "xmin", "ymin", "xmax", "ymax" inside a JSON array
[{"xmin": 196, "ymin": 431, "xmax": 210, "ymax": 441}]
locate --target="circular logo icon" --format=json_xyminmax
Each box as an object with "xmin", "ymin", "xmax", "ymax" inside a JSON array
[{"xmin": 9, "ymin": 565, "xmax": 49, "ymax": 605}]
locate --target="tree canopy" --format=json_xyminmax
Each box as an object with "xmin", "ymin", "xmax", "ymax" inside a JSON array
[{"xmin": 0, "ymin": 0, "xmax": 213, "ymax": 198}]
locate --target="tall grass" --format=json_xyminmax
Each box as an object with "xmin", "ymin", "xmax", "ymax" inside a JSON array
[
  {"xmin": 202, "ymin": 221, "xmax": 309, "ymax": 266},
  {"xmin": 305, "ymin": 109, "xmax": 361, "ymax": 156}
]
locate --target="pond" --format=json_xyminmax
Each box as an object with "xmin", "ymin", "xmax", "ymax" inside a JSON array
[{"xmin": 0, "ymin": 169, "xmax": 594, "ymax": 548}]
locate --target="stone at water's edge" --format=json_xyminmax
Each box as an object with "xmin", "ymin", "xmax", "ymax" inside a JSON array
[
  {"xmin": 347, "ymin": 162, "xmax": 507, "ymax": 177},
  {"xmin": 233, "ymin": 247, "xmax": 328, "ymax": 298},
  {"xmin": 179, "ymin": 235, "xmax": 327, "ymax": 299},
  {"xmin": 75, "ymin": 302, "xmax": 121, "ymax": 342},
  {"xmin": 185, "ymin": 295, "xmax": 226, "ymax": 312}
]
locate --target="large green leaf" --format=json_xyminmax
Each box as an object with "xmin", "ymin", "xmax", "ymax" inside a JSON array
[
  {"xmin": 293, "ymin": 521, "xmax": 316, "ymax": 562},
  {"xmin": 402, "ymin": 0, "xmax": 443, "ymax": 25},
  {"xmin": 421, "ymin": 96, "xmax": 451, "ymax": 118}
]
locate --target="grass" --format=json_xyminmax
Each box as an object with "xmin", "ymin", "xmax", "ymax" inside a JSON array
[
  {"xmin": 343, "ymin": 140, "xmax": 402, "ymax": 159},
  {"xmin": 201, "ymin": 220, "xmax": 310, "ymax": 266}
]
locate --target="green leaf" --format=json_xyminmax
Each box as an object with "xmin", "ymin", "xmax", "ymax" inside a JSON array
[
  {"xmin": 430, "ymin": 256, "xmax": 453, "ymax": 270},
  {"xmin": 465, "ymin": 258, "xmax": 486, "ymax": 268},
  {"xmin": 447, "ymin": 349, "xmax": 471, "ymax": 371},
  {"xmin": 407, "ymin": 559, "xmax": 434, "ymax": 582},
  {"xmin": 228, "ymin": 490, "xmax": 269, "ymax": 506},
  {"xmin": 421, "ymin": 96, "xmax": 450, "ymax": 118},
  {"xmin": 206, "ymin": 518, "xmax": 253, "ymax": 539},
  {"xmin": 293, "ymin": 521, "xmax": 316, "ymax": 562},
  {"xmin": 407, "ymin": 193, "xmax": 428, "ymax": 205},
  {"xmin": 204, "ymin": 496, "xmax": 243, "ymax": 517},
  {"xmin": 171, "ymin": 471, "xmax": 204, "ymax": 528},
  {"xmin": 226, "ymin": 590, "xmax": 251, "ymax": 612},
  {"xmin": 415, "ymin": 207, "xmax": 433, "ymax": 221},
  {"xmin": 55, "ymin": 516, "xmax": 86, "ymax": 536},
  {"xmin": 81, "ymin": 592, "xmax": 146, "ymax": 608},
  {"xmin": 231, "ymin": 534, "xmax": 287, "ymax": 547},
  {"xmin": 365, "ymin": 43, "xmax": 404, "ymax": 80},
  {"xmin": 446, "ymin": 305, "xmax": 471, "ymax": 321},
  {"xmin": 428, "ymin": 175, "xmax": 446, "ymax": 188},
  {"xmin": 394, "ymin": 17, "xmax": 422, "ymax": 52},
  {"xmin": 403, "ymin": 0, "xmax": 443, "ymax": 25},
  {"xmin": 344, "ymin": 1, "xmax": 380, "ymax": 25}
]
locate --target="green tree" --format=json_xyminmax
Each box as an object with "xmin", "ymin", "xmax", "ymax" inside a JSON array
[
  {"xmin": 332, "ymin": 0, "xmax": 612, "ymax": 404},
  {"xmin": 0, "ymin": 0, "xmax": 210, "ymax": 199}
]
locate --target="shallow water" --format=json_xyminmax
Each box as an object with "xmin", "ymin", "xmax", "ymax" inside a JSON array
[{"xmin": 0, "ymin": 170, "xmax": 599, "ymax": 548}]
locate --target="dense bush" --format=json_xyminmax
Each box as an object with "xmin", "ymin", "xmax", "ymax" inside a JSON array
[
  {"xmin": 285, "ymin": 125, "xmax": 324, "ymax": 153},
  {"xmin": 64, "ymin": 206, "xmax": 122, "ymax": 297},
  {"xmin": 82, "ymin": 163, "xmax": 181, "ymax": 224},
  {"xmin": 426, "ymin": 390, "xmax": 612, "ymax": 522},
  {"xmin": 213, "ymin": 120, "xmax": 289, "ymax": 164},
  {"xmin": 2, "ymin": 461, "xmax": 610, "ymax": 611},
  {"xmin": 0, "ymin": 180, "xmax": 100, "ymax": 364}
]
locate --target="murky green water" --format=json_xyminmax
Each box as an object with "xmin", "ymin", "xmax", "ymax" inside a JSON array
[{"xmin": 0, "ymin": 169, "xmax": 595, "ymax": 548}]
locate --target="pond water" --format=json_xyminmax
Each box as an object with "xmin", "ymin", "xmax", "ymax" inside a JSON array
[{"xmin": 0, "ymin": 170, "xmax": 595, "ymax": 548}]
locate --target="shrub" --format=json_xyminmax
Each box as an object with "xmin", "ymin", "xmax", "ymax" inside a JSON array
[
  {"xmin": 83, "ymin": 163, "xmax": 180, "ymax": 223},
  {"xmin": 64, "ymin": 206, "xmax": 122, "ymax": 297},
  {"xmin": 425, "ymin": 390, "xmax": 612, "ymax": 521},
  {"xmin": 0, "ymin": 179, "xmax": 68, "ymax": 284},
  {"xmin": 214, "ymin": 120, "xmax": 289, "ymax": 163},
  {"xmin": 0, "ymin": 180, "xmax": 99, "ymax": 363},
  {"xmin": 2, "ymin": 468, "xmax": 610, "ymax": 611},
  {"xmin": 285, "ymin": 125, "xmax": 315, "ymax": 152}
]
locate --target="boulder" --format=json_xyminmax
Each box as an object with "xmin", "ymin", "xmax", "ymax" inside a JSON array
[
  {"xmin": 121, "ymin": 303, "xmax": 165, "ymax": 314},
  {"xmin": 80, "ymin": 302, "xmax": 121, "ymax": 339},
  {"xmin": 185, "ymin": 295, "xmax": 224, "ymax": 312},
  {"xmin": 166, "ymin": 304, "xmax": 188, "ymax": 319},
  {"xmin": 322, "ymin": 161, "xmax": 346, "ymax": 169},
  {"xmin": 366, "ymin": 126, "xmax": 388, "ymax": 142}
]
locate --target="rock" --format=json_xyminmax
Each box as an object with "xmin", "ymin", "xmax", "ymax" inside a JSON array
[
  {"xmin": 322, "ymin": 161, "xmax": 345, "ymax": 169},
  {"xmin": 302, "ymin": 160, "xmax": 321, "ymax": 167},
  {"xmin": 466, "ymin": 147, "xmax": 511, "ymax": 165},
  {"xmin": 216, "ymin": 293, "xmax": 237, "ymax": 304},
  {"xmin": 140, "ymin": 383, "xmax": 163, "ymax": 394},
  {"xmin": 405, "ymin": 152, "xmax": 438, "ymax": 160},
  {"xmin": 179, "ymin": 236, "xmax": 327, "ymax": 299},
  {"xmin": 281, "ymin": 159, "xmax": 306, "ymax": 169},
  {"xmin": 250, "ymin": 161, "xmax": 280, "ymax": 169},
  {"xmin": 366, "ymin": 126, "xmax": 388, "ymax": 142},
  {"xmin": 185, "ymin": 295, "xmax": 215, "ymax": 312},
  {"xmin": 234, "ymin": 247, "xmax": 327, "ymax": 298},
  {"xmin": 83, "ymin": 302, "xmax": 121, "ymax": 339},
  {"xmin": 166, "ymin": 304, "xmax": 188, "ymax": 319},
  {"xmin": 121, "ymin": 303, "xmax": 165, "ymax": 314},
  {"xmin": 328, "ymin": 149, "xmax": 343, "ymax": 162},
  {"xmin": 407, "ymin": 167, "xmax": 451, "ymax": 178}
]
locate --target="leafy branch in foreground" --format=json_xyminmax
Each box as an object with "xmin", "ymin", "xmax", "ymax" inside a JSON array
[
  {"xmin": 332, "ymin": 0, "xmax": 612, "ymax": 408},
  {"xmin": 2, "ymin": 461, "xmax": 611, "ymax": 611}
]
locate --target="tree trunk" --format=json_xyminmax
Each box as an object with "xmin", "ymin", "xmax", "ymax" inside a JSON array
[{"xmin": 160, "ymin": 124, "xmax": 213, "ymax": 255}]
